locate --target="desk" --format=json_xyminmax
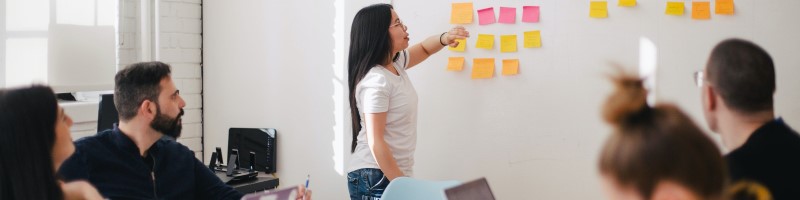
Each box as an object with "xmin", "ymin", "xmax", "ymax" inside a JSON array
[{"xmin": 217, "ymin": 172, "xmax": 280, "ymax": 194}]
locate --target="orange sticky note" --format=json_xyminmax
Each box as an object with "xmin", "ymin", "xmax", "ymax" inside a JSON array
[
  {"xmin": 472, "ymin": 58, "xmax": 495, "ymax": 79},
  {"xmin": 665, "ymin": 2, "xmax": 685, "ymax": 16},
  {"xmin": 449, "ymin": 39, "xmax": 466, "ymax": 52},
  {"xmin": 524, "ymin": 30, "xmax": 541, "ymax": 48},
  {"xmin": 451, "ymin": 3, "xmax": 474, "ymax": 24},
  {"xmin": 619, "ymin": 0, "xmax": 636, "ymax": 7},
  {"xmin": 692, "ymin": 2, "xmax": 711, "ymax": 20},
  {"xmin": 476, "ymin": 34, "xmax": 495, "ymax": 49},
  {"xmin": 447, "ymin": 57, "xmax": 465, "ymax": 71},
  {"xmin": 715, "ymin": 0, "xmax": 734, "ymax": 15},
  {"xmin": 502, "ymin": 59, "xmax": 519, "ymax": 75},
  {"xmin": 590, "ymin": 1, "xmax": 608, "ymax": 18},
  {"xmin": 500, "ymin": 35, "xmax": 517, "ymax": 53}
]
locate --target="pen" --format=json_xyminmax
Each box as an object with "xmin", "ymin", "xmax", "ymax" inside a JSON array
[{"xmin": 305, "ymin": 174, "xmax": 310, "ymax": 189}]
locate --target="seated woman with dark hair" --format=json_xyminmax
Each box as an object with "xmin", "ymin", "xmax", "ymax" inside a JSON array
[
  {"xmin": 0, "ymin": 85, "xmax": 102, "ymax": 200},
  {"xmin": 598, "ymin": 72, "xmax": 771, "ymax": 200}
]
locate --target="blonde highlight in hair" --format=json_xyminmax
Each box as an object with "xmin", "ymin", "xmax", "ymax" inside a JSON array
[{"xmin": 726, "ymin": 180, "xmax": 773, "ymax": 200}]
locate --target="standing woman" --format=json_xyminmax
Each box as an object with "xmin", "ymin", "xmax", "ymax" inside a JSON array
[
  {"xmin": 347, "ymin": 3, "xmax": 469, "ymax": 200},
  {"xmin": 0, "ymin": 85, "xmax": 102, "ymax": 200}
]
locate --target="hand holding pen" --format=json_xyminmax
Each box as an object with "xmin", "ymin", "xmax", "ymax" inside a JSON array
[{"xmin": 295, "ymin": 175, "xmax": 311, "ymax": 200}]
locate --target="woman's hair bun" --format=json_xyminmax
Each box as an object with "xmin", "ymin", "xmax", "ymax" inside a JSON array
[{"xmin": 603, "ymin": 71, "xmax": 649, "ymax": 128}]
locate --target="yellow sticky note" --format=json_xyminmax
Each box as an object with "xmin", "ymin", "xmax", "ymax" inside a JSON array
[
  {"xmin": 715, "ymin": 0, "xmax": 734, "ymax": 15},
  {"xmin": 524, "ymin": 30, "xmax": 542, "ymax": 48},
  {"xmin": 619, "ymin": 0, "xmax": 636, "ymax": 7},
  {"xmin": 451, "ymin": 3, "xmax": 474, "ymax": 24},
  {"xmin": 665, "ymin": 2, "xmax": 685, "ymax": 16},
  {"xmin": 475, "ymin": 34, "xmax": 495, "ymax": 49},
  {"xmin": 447, "ymin": 57, "xmax": 465, "ymax": 71},
  {"xmin": 692, "ymin": 2, "xmax": 711, "ymax": 20},
  {"xmin": 449, "ymin": 39, "xmax": 466, "ymax": 52},
  {"xmin": 502, "ymin": 59, "xmax": 519, "ymax": 75},
  {"xmin": 590, "ymin": 1, "xmax": 608, "ymax": 18},
  {"xmin": 500, "ymin": 35, "xmax": 517, "ymax": 53},
  {"xmin": 472, "ymin": 58, "xmax": 495, "ymax": 79}
]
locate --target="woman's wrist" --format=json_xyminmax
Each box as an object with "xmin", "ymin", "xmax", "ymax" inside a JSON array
[{"xmin": 439, "ymin": 32, "xmax": 448, "ymax": 46}]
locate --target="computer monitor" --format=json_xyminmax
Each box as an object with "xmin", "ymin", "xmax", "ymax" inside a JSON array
[
  {"xmin": 228, "ymin": 128, "xmax": 277, "ymax": 173},
  {"xmin": 97, "ymin": 94, "xmax": 119, "ymax": 132}
]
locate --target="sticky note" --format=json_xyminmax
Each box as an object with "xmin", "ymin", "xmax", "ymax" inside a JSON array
[
  {"xmin": 449, "ymin": 38, "xmax": 466, "ymax": 52},
  {"xmin": 692, "ymin": 2, "xmax": 711, "ymax": 20},
  {"xmin": 475, "ymin": 34, "xmax": 495, "ymax": 49},
  {"xmin": 502, "ymin": 59, "xmax": 519, "ymax": 75},
  {"xmin": 715, "ymin": 0, "xmax": 734, "ymax": 15},
  {"xmin": 522, "ymin": 6, "xmax": 540, "ymax": 23},
  {"xmin": 619, "ymin": 0, "xmax": 636, "ymax": 7},
  {"xmin": 590, "ymin": 1, "xmax": 608, "ymax": 18},
  {"xmin": 447, "ymin": 57, "xmax": 465, "ymax": 71},
  {"xmin": 472, "ymin": 58, "xmax": 495, "ymax": 79},
  {"xmin": 451, "ymin": 3, "xmax": 474, "ymax": 24},
  {"xmin": 478, "ymin": 7, "xmax": 496, "ymax": 25},
  {"xmin": 524, "ymin": 30, "xmax": 542, "ymax": 48},
  {"xmin": 498, "ymin": 7, "xmax": 516, "ymax": 24},
  {"xmin": 500, "ymin": 35, "xmax": 517, "ymax": 53},
  {"xmin": 665, "ymin": 2, "xmax": 684, "ymax": 16}
]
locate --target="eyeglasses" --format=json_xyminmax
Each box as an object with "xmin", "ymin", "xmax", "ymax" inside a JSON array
[
  {"xmin": 693, "ymin": 70, "xmax": 705, "ymax": 87},
  {"xmin": 390, "ymin": 20, "xmax": 407, "ymax": 31}
]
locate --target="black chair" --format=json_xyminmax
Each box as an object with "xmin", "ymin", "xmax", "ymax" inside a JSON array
[{"xmin": 97, "ymin": 94, "xmax": 119, "ymax": 132}]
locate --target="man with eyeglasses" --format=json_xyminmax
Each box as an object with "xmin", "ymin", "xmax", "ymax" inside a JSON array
[{"xmin": 696, "ymin": 38, "xmax": 800, "ymax": 200}]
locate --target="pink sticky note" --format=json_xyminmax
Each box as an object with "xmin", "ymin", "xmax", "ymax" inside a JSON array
[
  {"xmin": 498, "ymin": 7, "xmax": 516, "ymax": 24},
  {"xmin": 522, "ymin": 6, "xmax": 540, "ymax": 23},
  {"xmin": 478, "ymin": 7, "xmax": 496, "ymax": 25}
]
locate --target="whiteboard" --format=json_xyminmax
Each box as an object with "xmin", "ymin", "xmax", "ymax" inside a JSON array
[
  {"xmin": 203, "ymin": 0, "xmax": 800, "ymax": 199},
  {"xmin": 386, "ymin": 0, "xmax": 800, "ymax": 199}
]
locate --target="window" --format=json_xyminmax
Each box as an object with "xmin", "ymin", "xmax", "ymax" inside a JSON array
[{"xmin": 2, "ymin": 0, "xmax": 118, "ymax": 93}]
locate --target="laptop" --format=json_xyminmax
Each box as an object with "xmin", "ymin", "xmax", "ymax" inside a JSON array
[
  {"xmin": 241, "ymin": 186, "xmax": 298, "ymax": 200},
  {"xmin": 445, "ymin": 177, "xmax": 496, "ymax": 200}
]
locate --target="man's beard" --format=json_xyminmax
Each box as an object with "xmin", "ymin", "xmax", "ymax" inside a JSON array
[{"xmin": 150, "ymin": 105, "xmax": 184, "ymax": 139}]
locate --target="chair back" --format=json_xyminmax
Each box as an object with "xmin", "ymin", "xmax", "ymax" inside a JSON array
[{"xmin": 382, "ymin": 177, "xmax": 461, "ymax": 200}]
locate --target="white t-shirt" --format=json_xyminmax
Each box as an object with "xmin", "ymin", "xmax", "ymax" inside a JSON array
[{"xmin": 348, "ymin": 50, "xmax": 419, "ymax": 177}]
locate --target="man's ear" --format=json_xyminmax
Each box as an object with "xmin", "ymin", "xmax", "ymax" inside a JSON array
[
  {"xmin": 139, "ymin": 100, "xmax": 157, "ymax": 120},
  {"xmin": 704, "ymin": 85, "xmax": 717, "ymax": 112}
]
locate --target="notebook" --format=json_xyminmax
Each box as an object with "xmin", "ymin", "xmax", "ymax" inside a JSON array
[
  {"xmin": 241, "ymin": 186, "xmax": 297, "ymax": 200},
  {"xmin": 444, "ymin": 177, "xmax": 496, "ymax": 200}
]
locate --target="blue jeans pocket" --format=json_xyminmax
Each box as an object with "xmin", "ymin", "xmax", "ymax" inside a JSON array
[
  {"xmin": 348, "ymin": 168, "xmax": 390, "ymax": 200},
  {"xmin": 366, "ymin": 174, "xmax": 388, "ymax": 192},
  {"xmin": 363, "ymin": 169, "xmax": 389, "ymax": 198},
  {"xmin": 347, "ymin": 172, "xmax": 360, "ymax": 200}
]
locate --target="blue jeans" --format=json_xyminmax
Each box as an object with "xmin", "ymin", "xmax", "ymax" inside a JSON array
[{"xmin": 348, "ymin": 168, "xmax": 390, "ymax": 200}]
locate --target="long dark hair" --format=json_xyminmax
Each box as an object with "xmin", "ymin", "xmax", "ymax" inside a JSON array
[
  {"xmin": 0, "ymin": 85, "xmax": 64, "ymax": 200},
  {"xmin": 348, "ymin": 3, "xmax": 398, "ymax": 153},
  {"xmin": 599, "ymin": 73, "xmax": 727, "ymax": 199}
]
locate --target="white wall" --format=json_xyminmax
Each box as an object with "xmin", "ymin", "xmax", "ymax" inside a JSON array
[
  {"xmin": 392, "ymin": 0, "xmax": 800, "ymax": 199},
  {"xmin": 203, "ymin": 0, "xmax": 346, "ymax": 198},
  {"xmin": 159, "ymin": 0, "xmax": 204, "ymax": 159},
  {"xmin": 0, "ymin": 0, "xmax": 5, "ymax": 87},
  {"xmin": 204, "ymin": 0, "xmax": 800, "ymax": 199}
]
